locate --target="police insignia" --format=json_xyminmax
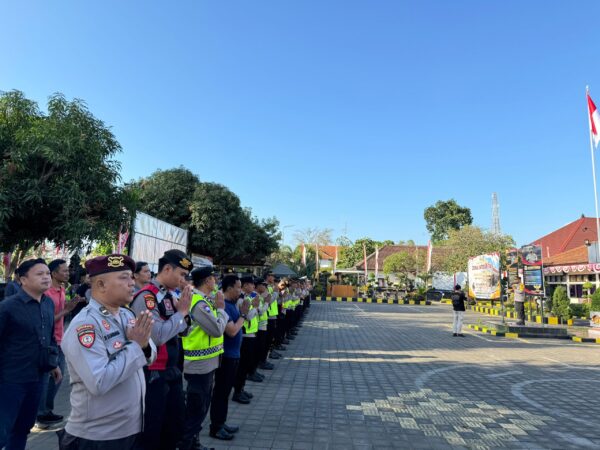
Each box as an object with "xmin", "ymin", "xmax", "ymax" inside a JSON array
[
  {"xmin": 128, "ymin": 318, "xmax": 136, "ymax": 326},
  {"xmin": 180, "ymin": 258, "xmax": 191, "ymax": 269},
  {"xmin": 203, "ymin": 305, "xmax": 212, "ymax": 313},
  {"xmin": 76, "ymin": 324, "xmax": 95, "ymax": 348},
  {"xmin": 113, "ymin": 341, "xmax": 123, "ymax": 349},
  {"xmin": 144, "ymin": 294, "xmax": 156, "ymax": 310},
  {"xmin": 101, "ymin": 319, "xmax": 111, "ymax": 331},
  {"xmin": 107, "ymin": 256, "xmax": 125, "ymax": 268}
]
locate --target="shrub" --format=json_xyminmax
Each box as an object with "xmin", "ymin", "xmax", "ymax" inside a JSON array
[
  {"xmin": 570, "ymin": 303, "xmax": 590, "ymax": 318},
  {"xmin": 552, "ymin": 286, "xmax": 571, "ymax": 320},
  {"xmin": 591, "ymin": 290, "xmax": 600, "ymax": 311}
]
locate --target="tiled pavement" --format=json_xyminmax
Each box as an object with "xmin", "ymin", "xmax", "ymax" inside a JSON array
[{"xmin": 27, "ymin": 302, "xmax": 600, "ymax": 449}]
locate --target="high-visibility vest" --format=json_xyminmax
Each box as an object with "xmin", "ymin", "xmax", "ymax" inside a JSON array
[
  {"xmin": 267, "ymin": 286, "xmax": 279, "ymax": 317},
  {"xmin": 182, "ymin": 292, "xmax": 224, "ymax": 361},
  {"xmin": 243, "ymin": 294, "xmax": 259, "ymax": 334},
  {"xmin": 259, "ymin": 295, "xmax": 269, "ymax": 323}
]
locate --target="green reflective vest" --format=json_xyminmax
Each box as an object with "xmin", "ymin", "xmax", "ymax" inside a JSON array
[
  {"xmin": 258, "ymin": 295, "xmax": 269, "ymax": 323},
  {"xmin": 267, "ymin": 285, "xmax": 279, "ymax": 317},
  {"xmin": 182, "ymin": 292, "xmax": 224, "ymax": 361},
  {"xmin": 243, "ymin": 294, "xmax": 259, "ymax": 334}
]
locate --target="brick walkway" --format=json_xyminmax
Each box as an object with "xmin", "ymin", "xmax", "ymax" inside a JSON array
[{"xmin": 27, "ymin": 302, "xmax": 600, "ymax": 449}]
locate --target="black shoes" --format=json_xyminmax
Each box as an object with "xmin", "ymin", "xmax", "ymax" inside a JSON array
[
  {"xmin": 457, "ymin": 334, "xmax": 465, "ymax": 337},
  {"xmin": 269, "ymin": 353, "xmax": 281, "ymax": 360},
  {"xmin": 259, "ymin": 361, "xmax": 274, "ymax": 370},
  {"xmin": 223, "ymin": 424, "xmax": 239, "ymax": 434},
  {"xmin": 241, "ymin": 390, "xmax": 253, "ymax": 399},
  {"xmin": 209, "ymin": 428, "xmax": 234, "ymax": 440},
  {"xmin": 274, "ymin": 344, "xmax": 286, "ymax": 351},
  {"xmin": 247, "ymin": 372, "xmax": 263, "ymax": 382},
  {"xmin": 282, "ymin": 339, "xmax": 290, "ymax": 345},
  {"xmin": 453, "ymin": 333, "xmax": 457, "ymax": 337},
  {"xmin": 37, "ymin": 413, "xmax": 63, "ymax": 424},
  {"xmin": 232, "ymin": 392, "xmax": 250, "ymax": 404}
]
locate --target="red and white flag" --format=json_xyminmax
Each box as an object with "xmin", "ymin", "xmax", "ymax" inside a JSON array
[
  {"xmin": 426, "ymin": 240, "xmax": 433, "ymax": 273},
  {"xmin": 374, "ymin": 245, "xmax": 379, "ymax": 279},
  {"xmin": 333, "ymin": 246, "xmax": 338, "ymax": 272},
  {"xmin": 301, "ymin": 243, "xmax": 307, "ymax": 266},
  {"xmin": 587, "ymin": 91, "xmax": 600, "ymax": 148},
  {"xmin": 362, "ymin": 243, "xmax": 368, "ymax": 278}
]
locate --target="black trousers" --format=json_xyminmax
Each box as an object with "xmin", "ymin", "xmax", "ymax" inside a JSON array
[
  {"xmin": 210, "ymin": 357, "xmax": 239, "ymax": 433},
  {"xmin": 274, "ymin": 315, "xmax": 286, "ymax": 345},
  {"xmin": 138, "ymin": 371, "xmax": 185, "ymax": 450},
  {"xmin": 233, "ymin": 338, "xmax": 255, "ymax": 394},
  {"xmin": 254, "ymin": 330, "xmax": 268, "ymax": 369},
  {"xmin": 265, "ymin": 320, "xmax": 277, "ymax": 358},
  {"xmin": 58, "ymin": 430, "xmax": 139, "ymax": 450},
  {"xmin": 180, "ymin": 371, "xmax": 215, "ymax": 449}
]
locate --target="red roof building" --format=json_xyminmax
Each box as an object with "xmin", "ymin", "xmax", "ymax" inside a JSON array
[{"xmin": 532, "ymin": 215, "xmax": 598, "ymax": 259}]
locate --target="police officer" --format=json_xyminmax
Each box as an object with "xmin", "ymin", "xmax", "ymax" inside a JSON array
[
  {"xmin": 255, "ymin": 278, "xmax": 275, "ymax": 371},
  {"xmin": 179, "ymin": 266, "xmax": 230, "ymax": 449},
  {"xmin": 60, "ymin": 254, "xmax": 156, "ymax": 450},
  {"xmin": 264, "ymin": 271, "xmax": 281, "ymax": 361},
  {"xmin": 130, "ymin": 250, "xmax": 193, "ymax": 450}
]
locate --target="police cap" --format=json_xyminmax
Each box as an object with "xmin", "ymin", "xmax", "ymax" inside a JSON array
[
  {"xmin": 161, "ymin": 249, "xmax": 193, "ymax": 271},
  {"xmin": 240, "ymin": 275, "xmax": 255, "ymax": 285},
  {"xmin": 85, "ymin": 254, "xmax": 136, "ymax": 277},
  {"xmin": 254, "ymin": 277, "xmax": 267, "ymax": 286},
  {"xmin": 191, "ymin": 266, "xmax": 219, "ymax": 284}
]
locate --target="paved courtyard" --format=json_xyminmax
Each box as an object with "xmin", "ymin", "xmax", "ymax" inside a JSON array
[{"xmin": 28, "ymin": 302, "xmax": 600, "ymax": 450}]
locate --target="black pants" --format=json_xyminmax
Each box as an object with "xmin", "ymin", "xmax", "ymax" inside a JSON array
[
  {"xmin": 138, "ymin": 371, "xmax": 185, "ymax": 450},
  {"xmin": 58, "ymin": 430, "xmax": 139, "ymax": 450},
  {"xmin": 0, "ymin": 380, "xmax": 43, "ymax": 450},
  {"xmin": 233, "ymin": 338, "xmax": 255, "ymax": 394},
  {"xmin": 515, "ymin": 301, "xmax": 525, "ymax": 325},
  {"xmin": 255, "ymin": 330, "xmax": 267, "ymax": 368},
  {"xmin": 274, "ymin": 315, "xmax": 285, "ymax": 345},
  {"xmin": 210, "ymin": 357, "xmax": 239, "ymax": 433},
  {"xmin": 265, "ymin": 320, "xmax": 277, "ymax": 358},
  {"xmin": 180, "ymin": 371, "xmax": 215, "ymax": 449}
]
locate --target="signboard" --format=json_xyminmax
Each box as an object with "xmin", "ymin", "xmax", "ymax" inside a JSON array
[
  {"xmin": 506, "ymin": 248, "xmax": 520, "ymax": 286},
  {"xmin": 520, "ymin": 244, "xmax": 543, "ymax": 296},
  {"xmin": 468, "ymin": 253, "xmax": 501, "ymax": 299},
  {"xmin": 432, "ymin": 272, "xmax": 467, "ymax": 291},
  {"xmin": 590, "ymin": 311, "xmax": 600, "ymax": 328}
]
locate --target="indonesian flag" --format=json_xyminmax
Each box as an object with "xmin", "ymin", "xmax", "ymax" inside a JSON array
[
  {"xmin": 426, "ymin": 240, "xmax": 433, "ymax": 273},
  {"xmin": 374, "ymin": 246, "xmax": 379, "ymax": 279},
  {"xmin": 588, "ymin": 92, "xmax": 600, "ymax": 148},
  {"xmin": 333, "ymin": 246, "xmax": 338, "ymax": 272},
  {"xmin": 301, "ymin": 244, "xmax": 306, "ymax": 266},
  {"xmin": 363, "ymin": 243, "xmax": 368, "ymax": 278}
]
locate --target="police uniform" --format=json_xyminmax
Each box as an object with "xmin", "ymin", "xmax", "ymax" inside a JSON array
[
  {"xmin": 233, "ymin": 277, "xmax": 260, "ymax": 397},
  {"xmin": 265, "ymin": 276, "xmax": 280, "ymax": 360},
  {"xmin": 179, "ymin": 267, "xmax": 230, "ymax": 449},
  {"xmin": 129, "ymin": 249, "xmax": 193, "ymax": 450},
  {"xmin": 254, "ymin": 278, "xmax": 274, "ymax": 371},
  {"xmin": 60, "ymin": 255, "xmax": 156, "ymax": 450}
]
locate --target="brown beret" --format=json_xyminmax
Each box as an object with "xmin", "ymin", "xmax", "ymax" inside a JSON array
[{"xmin": 85, "ymin": 254, "xmax": 136, "ymax": 277}]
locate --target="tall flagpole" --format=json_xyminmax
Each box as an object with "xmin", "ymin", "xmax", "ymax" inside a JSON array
[{"xmin": 587, "ymin": 86, "xmax": 600, "ymax": 249}]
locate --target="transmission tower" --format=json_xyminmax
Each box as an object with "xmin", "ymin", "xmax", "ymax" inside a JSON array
[{"xmin": 491, "ymin": 192, "xmax": 501, "ymax": 235}]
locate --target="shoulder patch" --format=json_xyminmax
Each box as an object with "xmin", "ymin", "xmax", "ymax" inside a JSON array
[
  {"xmin": 77, "ymin": 324, "xmax": 95, "ymax": 348},
  {"xmin": 144, "ymin": 294, "xmax": 156, "ymax": 310}
]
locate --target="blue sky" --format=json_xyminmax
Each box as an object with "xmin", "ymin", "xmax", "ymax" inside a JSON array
[{"xmin": 3, "ymin": 1, "xmax": 600, "ymax": 247}]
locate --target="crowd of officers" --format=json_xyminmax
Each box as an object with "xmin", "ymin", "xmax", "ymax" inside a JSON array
[{"xmin": 0, "ymin": 249, "xmax": 311, "ymax": 450}]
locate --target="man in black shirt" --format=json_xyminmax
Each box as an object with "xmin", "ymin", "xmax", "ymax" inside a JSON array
[
  {"xmin": 0, "ymin": 259, "xmax": 61, "ymax": 450},
  {"xmin": 451, "ymin": 284, "xmax": 467, "ymax": 337}
]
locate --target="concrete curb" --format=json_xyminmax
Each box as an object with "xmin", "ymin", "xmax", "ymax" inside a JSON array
[
  {"xmin": 314, "ymin": 297, "xmax": 431, "ymax": 305},
  {"xmin": 467, "ymin": 324, "xmax": 600, "ymax": 344}
]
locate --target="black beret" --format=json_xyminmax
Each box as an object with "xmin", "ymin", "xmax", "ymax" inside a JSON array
[
  {"xmin": 16, "ymin": 258, "xmax": 48, "ymax": 277},
  {"xmin": 254, "ymin": 277, "xmax": 267, "ymax": 286},
  {"xmin": 191, "ymin": 266, "xmax": 219, "ymax": 283},
  {"xmin": 85, "ymin": 254, "xmax": 135, "ymax": 277},
  {"xmin": 161, "ymin": 249, "xmax": 193, "ymax": 271},
  {"xmin": 240, "ymin": 275, "xmax": 255, "ymax": 285}
]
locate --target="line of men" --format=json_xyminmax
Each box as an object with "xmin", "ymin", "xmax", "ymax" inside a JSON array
[{"xmin": 0, "ymin": 249, "xmax": 311, "ymax": 450}]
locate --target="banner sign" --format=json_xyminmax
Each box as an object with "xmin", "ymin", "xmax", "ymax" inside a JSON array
[
  {"xmin": 544, "ymin": 264, "xmax": 600, "ymax": 274},
  {"xmin": 520, "ymin": 245, "xmax": 543, "ymax": 295},
  {"xmin": 506, "ymin": 248, "xmax": 520, "ymax": 286},
  {"xmin": 468, "ymin": 253, "xmax": 501, "ymax": 299}
]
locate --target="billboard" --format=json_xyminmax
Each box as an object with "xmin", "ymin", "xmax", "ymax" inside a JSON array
[
  {"xmin": 468, "ymin": 253, "xmax": 501, "ymax": 299},
  {"xmin": 130, "ymin": 212, "xmax": 188, "ymax": 273},
  {"xmin": 432, "ymin": 272, "xmax": 467, "ymax": 291},
  {"xmin": 520, "ymin": 244, "xmax": 543, "ymax": 295},
  {"xmin": 506, "ymin": 248, "xmax": 520, "ymax": 286}
]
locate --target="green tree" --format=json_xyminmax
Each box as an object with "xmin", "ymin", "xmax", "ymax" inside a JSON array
[
  {"xmin": 129, "ymin": 167, "xmax": 200, "ymax": 228},
  {"xmin": 440, "ymin": 226, "xmax": 515, "ymax": 273},
  {"xmin": 0, "ymin": 90, "xmax": 131, "ymax": 273},
  {"xmin": 552, "ymin": 286, "xmax": 571, "ymax": 321},
  {"xmin": 424, "ymin": 199, "xmax": 473, "ymax": 242}
]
